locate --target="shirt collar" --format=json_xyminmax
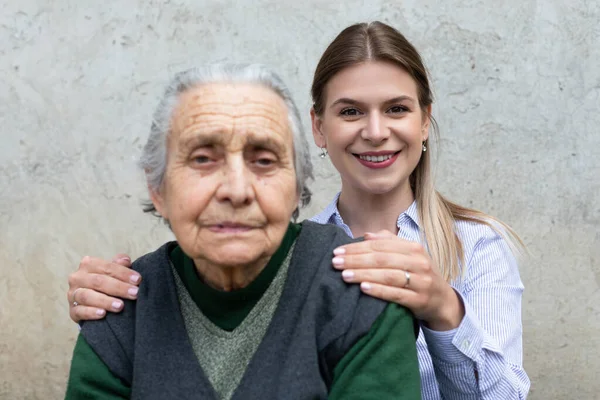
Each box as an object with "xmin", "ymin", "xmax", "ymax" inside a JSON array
[{"xmin": 397, "ymin": 199, "xmax": 420, "ymax": 230}]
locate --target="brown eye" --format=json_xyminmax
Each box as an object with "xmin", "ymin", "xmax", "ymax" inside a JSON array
[
  {"xmin": 387, "ymin": 105, "xmax": 409, "ymax": 114},
  {"xmin": 340, "ymin": 108, "xmax": 362, "ymax": 117}
]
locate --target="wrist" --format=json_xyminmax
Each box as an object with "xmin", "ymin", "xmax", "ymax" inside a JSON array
[{"xmin": 425, "ymin": 287, "xmax": 465, "ymax": 331}]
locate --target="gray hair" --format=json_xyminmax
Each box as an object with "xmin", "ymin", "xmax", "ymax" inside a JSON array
[{"xmin": 139, "ymin": 63, "xmax": 313, "ymax": 221}]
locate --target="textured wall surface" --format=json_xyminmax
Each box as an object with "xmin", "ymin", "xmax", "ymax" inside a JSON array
[{"xmin": 1, "ymin": 0, "xmax": 598, "ymax": 398}]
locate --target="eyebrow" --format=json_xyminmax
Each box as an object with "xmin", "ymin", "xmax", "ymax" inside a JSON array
[
  {"xmin": 180, "ymin": 133, "xmax": 222, "ymax": 151},
  {"xmin": 180, "ymin": 132, "xmax": 287, "ymax": 154},
  {"xmin": 329, "ymin": 95, "xmax": 416, "ymax": 109},
  {"xmin": 246, "ymin": 135, "xmax": 287, "ymax": 154}
]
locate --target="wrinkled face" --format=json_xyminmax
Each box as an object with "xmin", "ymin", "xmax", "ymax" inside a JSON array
[
  {"xmin": 151, "ymin": 83, "xmax": 299, "ymax": 268},
  {"xmin": 311, "ymin": 61, "xmax": 430, "ymax": 197}
]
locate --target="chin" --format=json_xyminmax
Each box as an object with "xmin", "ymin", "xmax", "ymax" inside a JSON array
[
  {"xmin": 207, "ymin": 242, "xmax": 267, "ymax": 267},
  {"xmin": 358, "ymin": 179, "xmax": 403, "ymax": 195}
]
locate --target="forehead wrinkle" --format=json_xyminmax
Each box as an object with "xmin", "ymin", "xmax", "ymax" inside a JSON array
[
  {"xmin": 176, "ymin": 87, "xmax": 288, "ymax": 116},
  {"xmin": 176, "ymin": 118, "xmax": 290, "ymax": 154},
  {"xmin": 171, "ymin": 84, "xmax": 292, "ymax": 150},
  {"xmin": 174, "ymin": 94, "xmax": 289, "ymax": 123},
  {"xmin": 177, "ymin": 113, "xmax": 290, "ymax": 140},
  {"xmin": 174, "ymin": 110, "xmax": 291, "ymax": 144}
]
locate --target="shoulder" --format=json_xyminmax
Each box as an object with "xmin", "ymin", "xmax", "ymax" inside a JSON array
[
  {"xmin": 453, "ymin": 218, "xmax": 522, "ymax": 289},
  {"xmin": 295, "ymin": 221, "xmax": 363, "ymax": 285},
  {"xmin": 293, "ymin": 223, "xmax": 390, "ymax": 381},
  {"xmin": 129, "ymin": 242, "xmax": 175, "ymax": 277},
  {"xmin": 296, "ymin": 221, "xmax": 388, "ymax": 347},
  {"xmin": 454, "ymin": 218, "xmax": 513, "ymax": 260},
  {"xmin": 79, "ymin": 242, "xmax": 175, "ymax": 383},
  {"xmin": 454, "ymin": 216, "xmax": 497, "ymax": 244}
]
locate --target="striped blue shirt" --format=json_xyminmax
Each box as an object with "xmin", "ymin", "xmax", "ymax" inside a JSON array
[{"xmin": 311, "ymin": 194, "xmax": 531, "ymax": 399}]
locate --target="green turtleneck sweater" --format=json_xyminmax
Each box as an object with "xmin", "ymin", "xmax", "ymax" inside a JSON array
[{"xmin": 65, "ymin": 224, "xmax": 421, "ymax": 399}]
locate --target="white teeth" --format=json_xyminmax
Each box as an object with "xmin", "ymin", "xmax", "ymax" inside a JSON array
[{"xmin": 359, "ymin": 154, "xmax": 393, "ymax": 162}]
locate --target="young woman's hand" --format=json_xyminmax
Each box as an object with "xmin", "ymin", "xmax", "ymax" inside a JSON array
[
  {"xmin": 333, "ymin": 231, "xmax": 465, "ymax": 331},
  {"xmin": 67, "ymin": 254, "xmax": 141, "ymax": 323}
]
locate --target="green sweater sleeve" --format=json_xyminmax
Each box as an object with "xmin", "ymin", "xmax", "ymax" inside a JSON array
[
  {"xmin": 328, "ymin": 304, "xmax": 422, "ymax": 400},
  {"xmin": 65, "ymin": 334, "xmax": 131, "ymax": 399}
]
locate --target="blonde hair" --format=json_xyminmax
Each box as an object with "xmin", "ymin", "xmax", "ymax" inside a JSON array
[{"xmin": 311, "ymin": 21, "xmax": 524, "ymax": 281}]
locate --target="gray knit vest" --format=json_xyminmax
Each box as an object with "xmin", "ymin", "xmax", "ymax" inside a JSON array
[
  {"xmin": 171, "ymin": 242, "xmax": 294, "ymax": 399},
  {"xmin": 81, "ymin": 221, "xmax": 387, "ymax": 399}
]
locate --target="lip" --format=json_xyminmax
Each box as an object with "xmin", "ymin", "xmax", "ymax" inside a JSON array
[
  {"xmin": 207, "ymin": 222, "xmax": 257, "ymax": 233},
  {"xmin": 353, "ymin": 150, "xmax": 401, "ymax": 169},
  {"xmin": 354, "ymin": 151, "xmax": 398, "ymax": 156}
]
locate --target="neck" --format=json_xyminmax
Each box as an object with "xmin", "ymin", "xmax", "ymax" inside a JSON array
[
  {"xmin": 338, "ymin": 180, "xmax": 414, "ymax": 238},
  {"xmin": 192, "ymin": 256, "xmax": 270, "ymax": 291}
]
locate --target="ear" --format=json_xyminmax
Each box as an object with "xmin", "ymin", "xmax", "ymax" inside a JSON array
[
  {"xmin": 422, "ymin": 105, "xmax": 432, "ymax": 142},
  {"xmin": 148, "ymin": 182, "xmax": 168, "ymax": 220},
  {"xmin": 310, "ymin": 108, "xmax": 327, "ymax": 149}
]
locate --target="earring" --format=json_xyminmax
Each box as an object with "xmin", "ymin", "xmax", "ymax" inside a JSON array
[
  {"xmin": 422, "ymin": 142, "xmax": 427, "ymax": 152},
  {"xmin": 319, "ymin": 147, "xmax": 328, "ymax": 158}
]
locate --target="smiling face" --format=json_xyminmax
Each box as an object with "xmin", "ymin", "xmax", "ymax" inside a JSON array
[
  {"xmin": 311, "ymin": 61, "xmax": 430, "ymax": 199},
  {"xmin": 150, "ymin": 83, "xmax": 299, "ymax": 270}
]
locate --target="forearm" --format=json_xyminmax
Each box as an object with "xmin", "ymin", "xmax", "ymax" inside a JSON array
[{"xmin": 423, "ymin": 295, "xmax": 529, "ymax": 399}]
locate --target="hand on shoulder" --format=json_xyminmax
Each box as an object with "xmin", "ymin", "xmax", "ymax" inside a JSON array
[
  {"xmin": 331, "ymin": 230, "xmax": 465, "ymax": 331},
  {"xmin": 68, "ymin": 254, "xmax": 140, "ymax": 323}
]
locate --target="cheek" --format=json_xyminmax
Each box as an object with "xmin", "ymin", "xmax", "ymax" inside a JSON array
[
  {"xmin": 322, "ymin": 119, "xmax": 353, "ymax": 147},
  {"xmin": 323, "ymin": 127, "xmax": 355, "ymax": 169},
  {"xmin": 165, "ymin": 175, "xmax": 214, "ymax": 220},
  {"xmin": 255, "ymin": 174, "xmax": 298, "ymax": 219}
]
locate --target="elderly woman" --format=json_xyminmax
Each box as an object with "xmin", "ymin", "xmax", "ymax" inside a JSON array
[{"xmin": 65, "ymin": 64, "xmax": 421, "ymax": 399}]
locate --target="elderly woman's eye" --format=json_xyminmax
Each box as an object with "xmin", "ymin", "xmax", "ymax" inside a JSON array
[
  {"xmin": 193, "ymin": 155, "xmax": 212, "ymax": 164},
  {"xmin": 340, "ymin": 108, "xmax": 362, "ymax": 117},
  {"xmin": 255, "ymin": 157, "xmax": 275, "ymax": 167}
]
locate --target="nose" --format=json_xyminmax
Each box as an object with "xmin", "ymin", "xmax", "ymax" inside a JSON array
[
  {"xmin": 361, "ymin": 112, "xmax": 390, "ymax": 144},
  {"xmin": 215, "ymin": 157, "xmax": 255, "ymax": 207}
]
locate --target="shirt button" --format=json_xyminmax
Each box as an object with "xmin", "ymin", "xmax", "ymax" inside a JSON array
[{"xmin": 462, "ymin": 340, "xmax": 471, "ymax": 351}]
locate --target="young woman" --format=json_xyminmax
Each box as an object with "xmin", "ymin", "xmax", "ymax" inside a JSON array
[{"xmin": 67, "ymin": 21, "xmax": 529, "ymax": 399}]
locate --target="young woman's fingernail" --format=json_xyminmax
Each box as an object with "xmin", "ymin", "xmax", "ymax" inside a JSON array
[
  {"xmin": 332, "ymin": 257, "xmax": 345, "ymax": 267},
  {"xmin": 128, "ymin": 287, "xmax": 139, "ymax": 296},
  {"xmin": 96, "ymin": 309, "xmax": 106, "ymax": 316},
  {"xmin": 361, "ymin": 282, "xmax": 372, "ymax": 291},
  {"xmin": 333, "ymin": 247, "xmax": 346, "ymax": 255},
  {"xmin": 342, "ymin": 270, "xmax": 354, "ymax": 280},
  {"xmin": 112, "ymin": 301, "xmax": 123, "ymax": 310},
  {"xmin": 130, "ymin": 274, "xmax": 140, "ymax": 284}
]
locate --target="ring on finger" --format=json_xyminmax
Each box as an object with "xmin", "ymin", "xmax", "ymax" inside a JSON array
[
  {"xmin": 71, "ymin": 287, "xmax": 85, "ymax": 307},
  {"xmin": 403, "ymin": 271, "xmax": 411, "ymax": 288}
]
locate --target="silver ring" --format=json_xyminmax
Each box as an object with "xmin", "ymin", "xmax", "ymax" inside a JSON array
[
  {"xmin": 71, "ymin": 287, "xmax": 84, "ymax": 307},
  {"xmin": 404, "ymin": 271, "xmax": 411, "ymax": 288}
]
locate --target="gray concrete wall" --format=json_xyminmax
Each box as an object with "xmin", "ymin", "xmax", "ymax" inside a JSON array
[{"xmin": 1, "ymin": 0, "xmax": 598, "ymax": 398}]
